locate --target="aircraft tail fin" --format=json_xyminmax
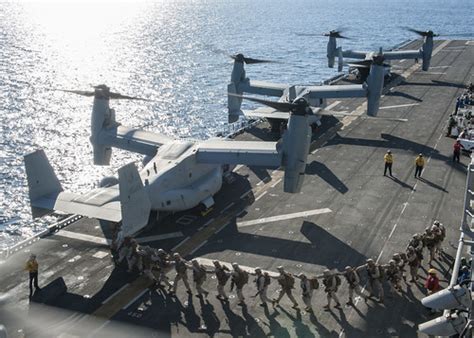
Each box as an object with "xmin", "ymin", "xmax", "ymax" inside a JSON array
[
  {"xmin": 24, "ymin": 150, "xmax": 63, "ymax": 218},
  {"xmin": 118, "ymin": 162, "xmax": 152, "ymax": 236}
]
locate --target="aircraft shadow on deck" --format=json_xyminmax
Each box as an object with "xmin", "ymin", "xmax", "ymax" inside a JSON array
[
  {"xmin": 325, "ymin": 133, "xmax": 467, "ymax": 175},
  {"xmin": 306, "ymin": 161, "xmax": 348, "ymax": 194},
  {"xmin": 200, "ymin": 221, "xmax": 367, "ymax": 271},
  {"xmin": 384, "ymin": 90, "xmax": 423, "ymax": 102},
  {"xmin": 401, "ymin": 79, "xmax": 467, "ymax": 89}
]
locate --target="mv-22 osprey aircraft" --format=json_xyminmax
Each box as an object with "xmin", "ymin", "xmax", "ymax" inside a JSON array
[
  {"xmin": 24, "ymin": 57, "xmax": 388, "ymax": 237},
  {"xmin": 322, "ymin": 28, "xmax": 438, "ymax": 80}
]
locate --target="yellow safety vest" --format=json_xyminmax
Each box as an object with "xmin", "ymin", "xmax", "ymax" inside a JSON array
[
  {"xmin": 25, "ymin": 260, "xmax": 38, "ymax": 273},
  {"xmin": 415, "ymin": 156, "xmax": 425, "ymax": 166},
  {"xmin": 384, "ymin": 154, "xmax": 393, "ymax": 163}
]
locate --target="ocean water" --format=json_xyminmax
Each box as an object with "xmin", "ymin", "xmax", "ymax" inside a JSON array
[{"xmin": 0, "ymin": 0, "xmax": 473, "ymax": 243}]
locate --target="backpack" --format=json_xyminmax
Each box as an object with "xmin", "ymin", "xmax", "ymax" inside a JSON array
[
  {"xmin": 241, "ymin": 270, "xmax": 249, "ymax": 285},
  {"xmin": 264, "ymin": 274, "xmax": 271, "ymax": 287},
  {"xmin": 285, "ymin": 273, "xmax": 295, "ymax": 288},
  {"xmin": 309, "ymin": 278, "xmax": 319, "ymax": 290},
  {"xmin": 335, "ymin": 275, "xmax": 341, "ymax": 287}
]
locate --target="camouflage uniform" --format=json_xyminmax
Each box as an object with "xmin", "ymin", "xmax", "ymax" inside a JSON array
[
  {"xmin": 273, "ymin": 266, "xmax": 298, "ymax": 309},
  {"xmin": 322, "ymin": 270, "xmax": 341, "ymax": 310}
]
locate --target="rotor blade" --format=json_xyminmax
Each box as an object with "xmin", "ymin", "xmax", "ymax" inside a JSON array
[
  {"xmin": 402, "ymin": 26, "xmax": 426, "ymax": 36},
  {"xmin": 229, "ymin": 93, "xmax": 295, "ymax": 112},
  {"xmin": 108, "ymin": 92, "xmax": 152, "ymax": 101},
  {"xmin": 295, "ymin": 33, "xmax": 324, "ymax": 37},
  {"xmin": 244, "ymin": 57, "xmax": 277, "ymax": 64},
  {"xmin": 56, "ymin": 89, "xmax": 95, "ymax": 97}
]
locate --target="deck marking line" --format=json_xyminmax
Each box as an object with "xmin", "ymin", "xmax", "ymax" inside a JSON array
[
  {"xmin": 240, "ymin": 190, "xmax": 252, "ymax": 199},
  {"xmin": 203, "ymin": 218, "xmax": 215, "ymax": 227},
  {"xmin": 122, "ymin": 289, "xmax": 148, "ymax": 310},
  {"xmin": 220, "ymin": 202, "xmax": 235, "ymax": 214},
  {"xmin": 379, "ymin": 103, "xmax": 419, "ymax": 110},
  {"xmin": 136, "ymin": 232, "xmax": 183, "ymax": 243},
  {"xmin": 86, "ymin": 320, "xmax": 111, "ymax": 338},
  {"xmin": 171, "ymin": 236, "xmax": 191, "ymax": 251},
  {"xmin": 270, "ymin": 178, "xmax": 282, "ymax": 188},
  {"xmin": 237, "ymin": 208, "xmax": 332, "ymax": 227},
  {"xmin": 189, "ymin": 240, "xmax": 208, "ymax": 255},
  {"xmin": 325, "ymin": 100, "xmax": 341, "ymax": 110},
  {"xmin": 255, "ymin": 191, "xmax": 268, "ymax": 201},
  {"xmin": 215, "ymin": 223, "xmax": 230, "ymax": 234},
  {"xmin": 57, "ymin": 230, "xmax": 110, "ymax": 245},
  {"xmin": 102, "ymin": 284, "xmax": 130, "ymax": 304}
]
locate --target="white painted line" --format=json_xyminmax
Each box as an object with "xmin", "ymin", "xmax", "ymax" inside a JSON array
[
  {"xmin": 255, "ymin": 191, "xmax": 268, "ymax": 201},
  {"xmin": 466, "ymin": 41, "xmax": 474, "ymax": 45},
  {"xmin": 233, "ymin": 164, "xmax": 244, "ymax": 172},
  {"xmin": 92, "ymin": 251, "xmax": 109, "ymax": 259},
  {"xmin": 237, "ymin": 208, "xmax": 332, "ymax": 227},
  {"xmin": 272, "ymin": 169, "xmax": 279, "ymax": 175},
  {"xmin": 136, "ymin": 232, "xmax": 183, "ymax": 244},
  {"xmin": 325, "ymin": 100, "xmax": 341, "ymax": 110},
  {"xmin": 256, "ymin": 180, "xmax": 264, "ymax": 186},
  {"xmin": 417, "ymin": 72, "xmax": 446, "ymax": 75},
  {"xmin": 270, "ymin": 178, "xmax": 282, "ymax": 188},
  {"xmin": 189, "ymin": 240, "xmax": 208, "ymax": 256},
  {"xmin": 439, "ymin": 49, "xmax": 464, "ymax": 52},
  {"xmin": 203, "ymin": 218, "xmax": 215, "ymax": 227},
  {"xmin": 240, "ymin": 189, "xmax": 252, "ymax": 199},
  {"xmin": 86, "ymin": 320, "xmax": 111, "ymax": 338},
  {"xmin": 122, "ymin": 289, "xmax": 148, "ymax": 310},
  {"xmin": 220, "ymin": 202, "xmax": 235, "ymax": 214},
  {"xmin": 429, "ymin": 65, "xmax": 450, "ymax": 69},
  {"xmin": 196, "ymin": 257, "xmax": 279, "ymax": 278},
  {"xmin": 171, "ymin": 236, "xmax": 191, "ymax": 251},
  {"xmin": 399, "ymin": 59, "xmax": 405, "ymax": 63},
  {"xmin": 102, "ymin": 284, "xmax": 130, "ymax": 304},
  {"xmin": 236, "ymin": 210, "xmax": 246, "ymax": 217},
  {"xmin": 311, "ymin": 148, "xmax": 319, "ymax": 154},
  {"xmin": 216, "ymin": 223, "xmax": 230, "ymax": 234},
  {"xmin": 379, "ymin": 103, "xmax": 419, "ymax": 110},
  {"xmin": 57, "ymin": 230, "xmax": 110, "ymax": 245}
]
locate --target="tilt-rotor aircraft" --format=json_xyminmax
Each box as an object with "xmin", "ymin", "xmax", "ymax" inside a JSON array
[
  {"xmin": 322, "ymin": 28, "xmax": 437, "ymax": 81},
  {"xmin": 227, "ymin": 53, "xmax": 405, "ymax": 130},
  {"xmin": 24, "ymin": 58, "xmax": 385, "ymax": 237}
]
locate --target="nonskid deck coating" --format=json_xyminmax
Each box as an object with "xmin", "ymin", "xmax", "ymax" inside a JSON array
[{"xmin": 0, "ymin": 39, "xmax": 473, "ymax": 338}]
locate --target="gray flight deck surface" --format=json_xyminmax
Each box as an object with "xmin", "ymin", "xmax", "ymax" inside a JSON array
[{"xmin": 1, "ymin": 39, "xmax": 473, "ymax": 338}]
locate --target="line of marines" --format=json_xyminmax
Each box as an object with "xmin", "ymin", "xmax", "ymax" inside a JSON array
[{"xmin": 112, "ymin": 220, "xmax": 446, "ymax": 312}]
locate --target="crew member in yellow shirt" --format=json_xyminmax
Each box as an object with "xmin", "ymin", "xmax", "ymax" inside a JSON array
[
  {"xmin": 25, "ymin": 254, "xmax": 40, "ymax": 297},
  {"xmin": 414, "ymin": 153, "xmax": 425, "ymax": 178},
  {"xmin": 384, "ymin": 150, "xmax": 393, "ymax": 176}
]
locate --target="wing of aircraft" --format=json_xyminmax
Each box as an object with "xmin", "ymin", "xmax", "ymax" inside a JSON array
[
  {"xmin": 196, "ymin": 140, "xmax": 281, "ymax": 167},
  {"xmin": 341, "ymin": 50, "xmax": 370, "ymax": 59},
  {"xmin": 383, "ymin": 50, "xmax": 422, "ymax": 60}
]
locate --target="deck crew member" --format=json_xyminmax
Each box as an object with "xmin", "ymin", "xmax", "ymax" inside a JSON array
[
  {"xmin": 253, "ymin": 268, "xmax": 271, "ymax": 306},
  {"xmin": 431, "ymin": 221, "xmax": 446, "ymax": 256},
  {"xmin": 343, "ymin": 266, "xmax": 365, "ymax": 305},
  {"xmin": 322, "ymin": 269, "xmax": 341, "ymax": 310},
  {"xmin": 272, "ymin": 266, "xmax": 299, "ymax": 309},
  {"xmin": 171, "ymin": 253, "xmax": 192, "ymax": 295},
  {"xmin": 230, "ymin": 263, "xmax": 249, "ymax": 306},
  {"xmin": 366, "ymin": 259, "xmax": 384, "ymax": 303},
  {"xmin": 406, "ymin": 246, "xmax": 421, "ymax": 283},
  {"xmin": 453, "ymin": 140, "xmax": 462, "ymax": 163},
  {"xmin": 407, "ymin": 233, "xmax": 424, "ymax": 262},
  {"xmin": 392, "ymin": 253, "xmax": 407, "ymax": 282},
  {"xmin": 152, "ymin": 248, "xmax": 173, "ymax": 289},
  {"xmin": 213, "ymin": 261, "xmax": 230, "ymax": 301},
  {"xmin": 25, "ymin": 254, "xmax": 40, "ymax": 298},
  {"xmin": 384, "ymin": 150, "xmax": 393, "ymax": 176},
  {"xmin": 297, "ymin": 273, "xmax": 318, "ymax": 312},
  {"xmin": 424, "ymin": 268, "xmax": 440, "ymax": 296},
  {"xmin": 191, "ymin": 259, "xmax": 209, "ymax": 298},
  {"xmin": 414, "ymin": 153, "xmax": 425, "ymax": 178},
  {"xmin": 422, "ymin": 228, "xmax": 436, "ymax": 266},
  {"xmin": 385, "ymin": 260, "xmax": 402, "ymax": 295}
]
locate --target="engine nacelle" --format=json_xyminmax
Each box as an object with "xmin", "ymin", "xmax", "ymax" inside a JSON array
[
  {"xmin": 90, "ymin": 95, "xmax": 115, "ymax": 165},
  {"xmin": 282, "ymin": 114, "xmax": 311, "ymax": 193},
  {"xmin": 327, "ymin": 36, "xmax": 337, "ymax": 68},
  {"xmin": 227, "ymin": 60, "xmax": 247, "ymax": 123},
  {"xmin": 366, "ymin": 64, "xmax": 385, "ymax": 116},
  {"xmin": 421, "ymin": 35, "xmax": 433, "ymax": 71}
]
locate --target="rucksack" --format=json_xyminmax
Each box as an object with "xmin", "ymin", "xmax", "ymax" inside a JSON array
[
  {"xmin": 264, "ymin": 274, "xmax": 271, "ymax": 287},
  {"xmin": 309, "ymin": 278, "xmax": 319, "ymax": 290},
  {"xmin": 241, "ymin": 270, "xmax": 249, "ymax": 285},
  {"xmin": 335, "ymin": 275, "xmax": 341, "ymax": 287},
  {"xmin": 285, "ymin": 273, "xmax": 295, "ymax": 288}
]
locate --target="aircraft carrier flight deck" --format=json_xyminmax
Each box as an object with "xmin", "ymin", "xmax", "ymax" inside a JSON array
[{"xmin": 1, "ymin": 38, "xmax": 473, "ymax": 338}]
